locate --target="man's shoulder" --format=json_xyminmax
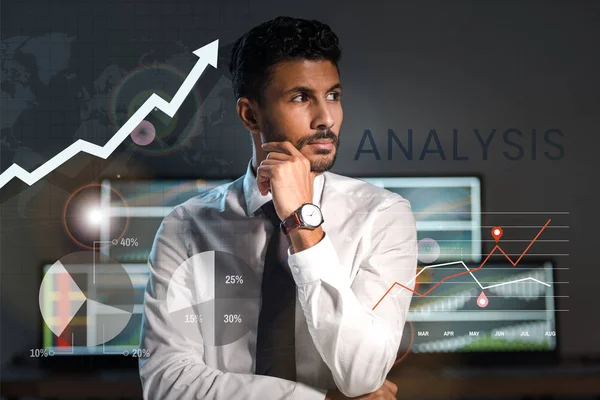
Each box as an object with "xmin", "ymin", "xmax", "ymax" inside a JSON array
[
  {"xmin": 167, "ymin": 179, "xmax": 238, "ymax": 220},
  {"xmin": 323, "ymin": 171, "xmax": 412, "ymax": 213}
]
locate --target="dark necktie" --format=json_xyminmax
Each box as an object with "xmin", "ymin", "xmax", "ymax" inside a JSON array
[{"xmin": 255, "ymin": 200, "xmax": 297, "ymax": 380}]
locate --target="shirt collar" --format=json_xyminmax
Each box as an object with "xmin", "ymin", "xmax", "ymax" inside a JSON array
[{"xmin": 242, "ymin": 158, "xmax": 325, "ymax": 217}]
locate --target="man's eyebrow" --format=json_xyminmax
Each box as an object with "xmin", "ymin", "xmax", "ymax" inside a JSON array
[{"xmin": 284, "ymin": 83, "xmax": 342, "ymax": 95}]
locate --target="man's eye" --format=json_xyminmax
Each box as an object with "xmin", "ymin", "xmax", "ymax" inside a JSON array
[
  {"xmin": 292, "ymin": 94, "xmax": 308, "ymax": 102},
  {"xmin": 293, "ymin": 92, "xmax": 341, "ymax": 102},
  {"xmin": 327, "ymin": 92, "xmax": 341, "ymax": 101}
]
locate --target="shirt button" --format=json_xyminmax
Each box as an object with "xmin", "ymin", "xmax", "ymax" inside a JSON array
[{"xmin": 346, "ymin": 236, "xmax": 352, "ymax": 242}]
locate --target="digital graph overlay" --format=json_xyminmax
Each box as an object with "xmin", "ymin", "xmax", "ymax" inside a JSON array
[
  {"xmin": 166, "ymin": 250, "xmax": 261, "ymax": 347},
  {"xmin": 0, "ymin": 40, "xmax": 219, "ymax": 189},
  {"xmin": 39, "ymin": 251, "xmax": 135, "ymax": 348},
  {"xmin": 372, "ymin": 219, "xmax": 552, "ymax": 311}
]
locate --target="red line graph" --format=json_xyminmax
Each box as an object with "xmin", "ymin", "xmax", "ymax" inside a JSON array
[{"xmin": 371, "ymin": 219, "xmax": 552, "ymax": 310}]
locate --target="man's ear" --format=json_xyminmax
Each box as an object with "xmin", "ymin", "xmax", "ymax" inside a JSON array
[{"xmin": 236, "ymin": 97, "xmax": 260, "ymax": 133}]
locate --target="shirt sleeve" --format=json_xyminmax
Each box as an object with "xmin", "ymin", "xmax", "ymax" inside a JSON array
[
  {"xmin": 138, "ymin": 206, "xmax": 327, "ymax": 400},
  {"xmin": 286, "ymin": 196, "xmax": 417, "ymax": 398}
]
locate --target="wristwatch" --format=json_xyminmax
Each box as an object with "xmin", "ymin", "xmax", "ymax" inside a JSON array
[{"xmin": 280, "ymin": 203, "xmax": 324, "ymax": 235}]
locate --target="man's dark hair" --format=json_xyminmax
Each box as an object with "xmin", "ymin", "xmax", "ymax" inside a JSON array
[{"xmin": 229, "ymin": 16, "xmax": 342, "ymax": 106}]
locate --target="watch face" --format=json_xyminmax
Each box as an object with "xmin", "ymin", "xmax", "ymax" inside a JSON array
[{"xmin": 300, "ymin": 204, "xmax": 322, "ymax": 227}]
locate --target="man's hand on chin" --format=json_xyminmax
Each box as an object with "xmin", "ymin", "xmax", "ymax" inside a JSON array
[
  {"xmin": 325, "ymin": 380, "xmax": 398, "ymax": 400},
  {"xmin": 256, "ymin": 141, "xmax": 314, "ymax": 221}
]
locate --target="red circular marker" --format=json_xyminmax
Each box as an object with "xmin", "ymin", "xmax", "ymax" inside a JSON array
[
  {"xmin": 491, "ymin": 226, "xmax": 503, "ymax": 242},
  {"xmin": 477, "ymin": 291, "xmax": 489, "ymax": 308}
]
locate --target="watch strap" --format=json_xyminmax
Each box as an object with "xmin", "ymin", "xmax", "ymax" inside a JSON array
[{"xmin": 280, "ymin": 210, "xmax": 302, "ymax": 235}]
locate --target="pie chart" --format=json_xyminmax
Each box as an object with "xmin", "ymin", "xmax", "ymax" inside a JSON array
[
  {"xmin": 167, "ymin": 250, "xmax": 260, "ymax": 346},
  {"xmin": 39, "ymin": 251, "xmax": 135, "ymax": 347}
]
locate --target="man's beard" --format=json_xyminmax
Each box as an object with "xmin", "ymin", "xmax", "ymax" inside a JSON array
[
  {"xmin": 262, "ymin": 121, "xmax": 340, "ymax": 173},
  {"xmin": 306, "ymin": 139, "xmax": 339, "ymax": 173}
]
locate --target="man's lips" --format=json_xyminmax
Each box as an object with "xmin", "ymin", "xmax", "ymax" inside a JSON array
[
  {"xmin": 309, "ymin": 140, "xmax": 334, "ymax": 149},
  {"xmin": 311, "ymin": 140, "xmax": 334, "ymax": 144}
]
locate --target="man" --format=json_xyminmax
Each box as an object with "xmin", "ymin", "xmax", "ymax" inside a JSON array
[{"xmin": 139, "ymin": 16, "xmax": 417, "ymax": 400}]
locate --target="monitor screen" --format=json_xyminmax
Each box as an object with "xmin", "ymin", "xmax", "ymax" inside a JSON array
[
  {"xmin": 41, "ymin": 263, "xmax": 149, "ymax": 356},
  {"xmin": 98, "ymin": 179, "xmax": 232, "ymax": 263},
  {"xmin": 360, "ymin": 177, "xmax": 481, "ymax": 262},
  {"xmin": 398, "ymin": 260, "xmax": 557, "ymax": 354},
  {"xmin": 99, "ymin": 179, "xmax": 231, "ymax": 263}
]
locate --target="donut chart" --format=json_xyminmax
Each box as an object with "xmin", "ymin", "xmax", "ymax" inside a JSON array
[{"xmin": 167, "ymin": 251, "xmax": 260, "ymax": 346}]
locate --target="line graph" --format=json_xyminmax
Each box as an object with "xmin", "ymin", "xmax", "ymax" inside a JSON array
[
  {"xmin": 0, "ymin": 40, "xmax": 219, "ymax": 190},
  {"xmin": 372, "ymin": 219, "xmax": 552, "ymax": 310}
]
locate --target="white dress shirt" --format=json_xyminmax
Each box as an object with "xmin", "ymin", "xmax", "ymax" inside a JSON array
[{"xmin": 138, "ymin": 158, "xmax": 417, "ymax": 399}]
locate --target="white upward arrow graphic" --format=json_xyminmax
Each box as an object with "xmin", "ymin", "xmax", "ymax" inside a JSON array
[{"xmin": 0, "ymin": 39, "xmax": 219, "ymax": 189}]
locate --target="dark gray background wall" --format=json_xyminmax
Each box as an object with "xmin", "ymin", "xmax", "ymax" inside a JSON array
[{"xmin": 1, "ymin": 0, "xmax": 598, "ymax": 365}]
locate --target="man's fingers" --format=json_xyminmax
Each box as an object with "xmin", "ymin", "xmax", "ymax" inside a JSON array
[
  {"xmin": 383, "ymin": 380, "xmax": 398, "ymax": 395},
  {"xmin": 256, "ymin": 162, "xmax": 284, "ymax": 195},
  {"xmin": 256, "ymin": 164, "xmax": 272, "ymax": 195},
  {"xmin": 265, "ymin": 151, "xmax": 290, "ymax": 160},
  {"xmin": 257, "ymin": 179, "xmax": 270, "ymax": 195},
  {"xmin": 260, "ymin": 159, "xmax": 284, "ymax": 165},
  {"xmin": 348, "ymin": 381, "xmax": 397, "ymax": 400},
  {"xmin": 262, "ymin": 141, "xmax": 302, "ymax": 157}
]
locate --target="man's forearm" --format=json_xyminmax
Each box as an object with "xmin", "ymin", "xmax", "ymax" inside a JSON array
[
  {"xmin": 286, "ymin": 199, "xmax": 417, "ymax": 397},
  {"xmin": 287, "ymin": 234, "xmax": 405, "ymax": 397}
]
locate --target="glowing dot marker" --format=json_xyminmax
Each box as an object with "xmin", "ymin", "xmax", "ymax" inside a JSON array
[
  {"xmin": 130, "ymin": 120, "xmax": 156, "ymax": 146},
  {"xmin": 491, "ymin": 226, "xmax": 503, "ymax": 242},
  {"xmin": 88, "ymin": 209, "xmax": 104, "ymax": 225},
  {"xmin": 477, "ymin": 291, "xmax": 489, "ymax": 308}
]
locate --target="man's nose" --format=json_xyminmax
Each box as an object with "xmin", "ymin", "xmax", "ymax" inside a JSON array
[{"xmin": 312, "ymin": 101, "xmax": 335, "ymax": 131}]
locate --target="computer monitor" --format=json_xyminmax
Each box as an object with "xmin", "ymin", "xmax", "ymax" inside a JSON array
[
  {"xmin": 360, "ymin": 177, "xmax": 482, "ymax": 262},
  {"xmin": 399, "ymin": 260, "xmax": 557, "ymax": 352},
  {"xmin": 98, "ymin": 179, "xmax": 232, "ymax": 263},
  {"xmin": 40, "ymin": 263, "xmax": 149, "ymax": 368}
]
